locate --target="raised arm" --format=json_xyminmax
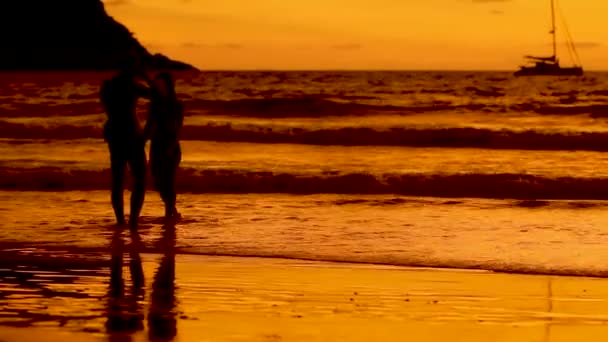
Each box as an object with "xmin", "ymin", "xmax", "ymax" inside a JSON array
[
  {"xmin": 142, "ymin": 109, "xmax": 158, "ymax": 142},
  {"xmin": 133, "ymin": 79, "xmax": 153, "ymax": 99}
]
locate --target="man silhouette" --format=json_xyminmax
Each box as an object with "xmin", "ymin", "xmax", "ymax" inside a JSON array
[{"xmin": 100, "ymin": 54, "xmax": 151, "ymax": 229}]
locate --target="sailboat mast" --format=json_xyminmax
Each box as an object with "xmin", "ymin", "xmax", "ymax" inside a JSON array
[{"xmin": 551, "ymin": 0, "xmax": 557, "ymax": 60}]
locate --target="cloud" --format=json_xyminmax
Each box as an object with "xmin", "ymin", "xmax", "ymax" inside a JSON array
[
  {"xmin": 219, "ymin": 43, "xmax": 243, "ymax": 49},
  {"xmin": 104, "ymin": 0, "xmax": 193, "ymax": 6},
  {"xmin": 182, "ymin": 42, "xmax": 202, "ymax": 48},
  {"xmin": 332, "ymin": 43, "xmax": 362, "ymax": 50},
  {"xmin": 102, "ymin": 0, "xmax": 129, "ymax": 6},
  {"xmin": 104, "ymin": 0, "xmax": 191, "ymax": 5},
  {"xmin": 472, "ymin": 0, "xmax": 510, "ymax": 14},
  {"xmin": 182, "ymin": 42, "xmax": 243, "ymax": 49},
  {"xmin": 472, "ymin": 0, "xmax": 511, "ymax": 3},
  {"xmin": 545, "ymin": 42, "xmax": 602, "ymax": 49},
  {"xmin": 574, "ymin": 42, "xmax": 602, "ymax": 49}
]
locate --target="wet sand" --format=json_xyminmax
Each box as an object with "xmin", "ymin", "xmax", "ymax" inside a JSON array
[{"xmin": 2, "ymin": 231, "xmax": 608, "ymax": 342}]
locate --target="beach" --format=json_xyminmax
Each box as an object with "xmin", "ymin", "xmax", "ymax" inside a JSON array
[
  {"xmin": 2, "ymin": 192, "xmax": 608, "ymax": 342},
  {"xmin": 2, "ymin": 251, "xmax": 608, "ymax": 341},
  {"xmin": 4, "ymin": 71, "xmax": 608, "ymax": 340}
]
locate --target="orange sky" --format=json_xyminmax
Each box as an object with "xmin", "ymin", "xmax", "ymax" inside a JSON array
[{"xmin": 103, "ymin": 0, "xmax": 608, "ymax": 70}]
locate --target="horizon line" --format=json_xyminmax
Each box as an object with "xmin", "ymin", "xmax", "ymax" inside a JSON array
[
  {"xmin": 2, "ymin": 68, "xmax": 607, "ymax": 72},
  {"xmin": 186, "ymin": 68, "xmax": 608, "ymax": 72}
]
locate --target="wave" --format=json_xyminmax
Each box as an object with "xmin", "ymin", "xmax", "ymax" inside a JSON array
[
  {"xmin": 0, "ymin": 96, "xmax": 491, "ymax": 119},
  {"xmin": 190, "ymin": 95, "xmax": 608, "ymax": 118},
  {"xmin": 4, "ymin": 241, "xmax": 608, "ymax": 279},
  {"xmin": 0, "ymin": 121, "xmax": 101, "ymax": 139},
  {"xmin": 465, "ymin": 86, "xmax": 505, "ymax": 97},
  {"xmin": 183, "ymin": 98, "xmax": 608, "ymax": 118},
  {"xmin": 3, "ymin": 93, "xmax": 608, "ymax": 119},
  {"xmin": 330, "ymin": 198, "xmax": 606, "ymax": 209},
  {"xmin": 3, "ymin": 166, "xmax": 608, "ymax": 200},
  {"xmin": 185, "ymin": 97, "xmax": 455, "ymax": 117},
  {"xmin": 535, "ymin": 104, "xmax": 608, "ymax": 116},
  {"xmin": 0, "ymin": 101, "xmax": 103, "ymax": 118},
  {"xmin": 175, "ymin": 125, "xmax": 608, "ymax": 151},
  {"xmin": 4, "ymin": 121, "xmax": 608, "ymax": 151},
  {"xmin": 173, "ymin": 251, "xmax": 608, "ymax": 278}
]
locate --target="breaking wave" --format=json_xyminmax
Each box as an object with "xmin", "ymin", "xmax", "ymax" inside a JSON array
[
  {"xmin": 183, "ymin": 97, "xmax": 495, "ymax": 117},
  {"xmin": 154, "ymin": 97, "xmax": 608, "ymax": 117},
  {"xmin": 4, "ymin": 120, "xmax": 608, "ymax": 151},
  {"xmin": 6, "ymin": 241, "xmax": 608, "ymax": 278},
  {"xmin": 3, "ymin": 166, "xmax": 608, "ymax": 200}
]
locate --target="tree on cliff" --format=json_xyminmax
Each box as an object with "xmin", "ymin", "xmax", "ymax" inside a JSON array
[{"xmin": 0, "ymin": 0, "xmax": 194, "ymax": 70}]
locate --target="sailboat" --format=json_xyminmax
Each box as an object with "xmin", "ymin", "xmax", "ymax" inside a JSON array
[{"xmin": 514, "ymin": 0, "xmax": 583, "ymax": 76}]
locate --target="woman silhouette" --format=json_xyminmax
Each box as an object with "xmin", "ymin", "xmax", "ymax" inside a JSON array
[{"xmin": 144, "ymin": 72, "xmax": 183, "ymax": 221}]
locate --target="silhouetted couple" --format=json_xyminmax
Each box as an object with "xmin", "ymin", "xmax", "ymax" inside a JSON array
[{"xmin": 100, "ymin": 56, "xmax": 183, "ymax": 229}]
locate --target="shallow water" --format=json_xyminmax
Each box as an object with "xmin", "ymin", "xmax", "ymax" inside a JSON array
[
  {"xmin": 2, "ymin": 191, "xmax": 608, "ymax": 277},
  {"xmin": 3, "ymin": 71, "xmax": 608, "ymax": 277}
]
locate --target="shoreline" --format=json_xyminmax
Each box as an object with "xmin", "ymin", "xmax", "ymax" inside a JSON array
[
  {"xmin": 2, "ymin": 242, "xmax": 608, "ymax": 280},
  {"xmin": 2, "ymin": 252, "xmax": 608, "ymax": 341}
]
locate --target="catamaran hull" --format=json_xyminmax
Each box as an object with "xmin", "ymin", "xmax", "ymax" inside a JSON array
[{"xmin": 514, "ymin": 66, "xmax": 583, "ymax": 77}]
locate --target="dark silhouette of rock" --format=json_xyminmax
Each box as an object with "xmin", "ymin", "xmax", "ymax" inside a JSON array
[{"xmin": 0, "ymin": 0, "xmax": 196, "ymax": 70}]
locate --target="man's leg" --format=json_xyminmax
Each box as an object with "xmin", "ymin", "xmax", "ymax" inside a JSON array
[
  {"xmin": 128, "ymin": 146, "xmax": 147, "ymax": 229},
  {"xmin": 155, "ymin": 166, "xmax": 172, "ymax": 219},
  {"xmin": 110, "ymin": 153, "xmax": 127, "ymax": 226},
  {"xmin": 164, "ymin": 165, "xmax": 178, "ymax": 219}
]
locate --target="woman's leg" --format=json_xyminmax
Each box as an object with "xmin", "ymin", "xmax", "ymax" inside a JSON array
[
  {"xmin": 150, "ymin": 152, "xmax": 163, "ymax": 196},
  {"xmin": 110, "ymin": 149, "xmax": 126, "ymax": 226},
  {"xmin": 161, "ymin": 152, "xmax": 180, "ymax": 219},
  {"xmin": 159, "ymin": 168, "xmax": 176, "ymax": 218},
  {"xmin": 151, "ymin": 144, "xmax": 181, "ymax": 220},
  {"xmin": 150, "ymin": 147, "xmax": 172, "ymax": 218}
]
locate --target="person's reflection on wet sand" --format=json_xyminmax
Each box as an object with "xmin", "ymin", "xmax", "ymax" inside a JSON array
[
  {"xmin": 105, "ymin": 228, "xmax": 146, "ymax": 340},
  {"xmin": 104, "ymin": 225, "xmax": 178, "ymax": 341},
  {"xmin": 148, "ymin": 223, "xmax": 178, "ymax": 341}
]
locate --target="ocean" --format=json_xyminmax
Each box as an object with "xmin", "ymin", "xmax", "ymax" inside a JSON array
[{"xmin": 3, "ymin": 70, "xmax": 608, "ymax": 280}]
